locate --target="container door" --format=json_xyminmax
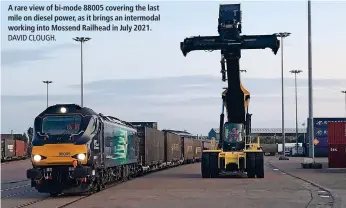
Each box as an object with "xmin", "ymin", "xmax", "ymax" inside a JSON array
[{"xmin": 328, "ymin": 144, "xmax": 346, "ymax": 168}]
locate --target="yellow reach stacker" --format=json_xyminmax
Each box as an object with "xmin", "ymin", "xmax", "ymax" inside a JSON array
[
  {"xmin": 201, "ymin": 88, "xmax": 265, "ymax": 178},
  {"xmin": 179, "ymin": 3, "xmax": 280, "ymax": 178}
]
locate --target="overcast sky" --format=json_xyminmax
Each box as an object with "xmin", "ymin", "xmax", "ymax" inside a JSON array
[{"xmin": 1, "ymin": 1, "xmax": 346, "ymax": 135}]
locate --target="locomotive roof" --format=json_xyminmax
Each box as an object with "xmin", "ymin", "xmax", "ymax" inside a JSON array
[
  {"xmin": 37, "ymin": 104, "xmax": 97, "ymax": 117},
  {"xmin": 98, "ymin": 114, "xmax": 135, "ymax": 129}
]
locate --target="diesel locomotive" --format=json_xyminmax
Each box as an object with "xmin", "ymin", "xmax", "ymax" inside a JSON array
[
  {"xmin": 27, "ymin": 104, "xmax": 140, "ymax": 196},
  {"xmin": 26, "ymin": 104, "xmax": 208, "ymax": 196}
]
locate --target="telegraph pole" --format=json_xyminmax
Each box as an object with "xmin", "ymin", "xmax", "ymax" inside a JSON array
[
  {"xmin": 42, "ymin": 80, "xmax": 53, "ymax": 108},
  {"xmin": 290, "ymin": 70, "xmax": 302, "ymax": 155},
  {"xmin": 73, "ymin": 37, "xmax": 91, "ymax": 107},
  {"xmin": 275, "ymin": 32, "xmax": 291, "ymax": 160}
]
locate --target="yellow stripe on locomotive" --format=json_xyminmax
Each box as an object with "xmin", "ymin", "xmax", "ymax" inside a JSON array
[{"xmin": 31, "ymin": 144, "xmax": 88, "ymax": 166}]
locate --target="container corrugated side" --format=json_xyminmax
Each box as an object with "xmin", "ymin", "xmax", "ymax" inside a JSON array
[
  {"xmin": 3, "ymin": 139, "xmax": 15, "ymax": 158},
  {"xmin": 328, "ymin": 144, "xmax": 346, "ymax": 168},
  {"xmin": 15, "ymin": 140, "xmax": 26, "ymax": 157},
  {"xmin": 193, "ymin": 139, "xmax": 202, "ymax": 159},
  {"xmin": 183, "ymin": 137, "xmax": 194, "ymax": 160},
  {"xmin": 164, "ymin": 132, "xmax": 182, "ymax": 163},
  {"xmin": 202, "ymin": 141, "xmax": 211, "ymax": 150},
  {"xmin": 143, "ymin": 127, "xmax": 164, "ymax": 166},
  {"xmin": 328, "ymin": 122, "xmax": 346, "ymax": 145}
]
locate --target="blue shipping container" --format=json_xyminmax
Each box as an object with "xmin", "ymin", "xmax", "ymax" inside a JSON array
[
  {"xmin": 306, "ymin": 117, "xmax": 346, "ymax": 157},
  {"xmin": 313, "ymin": 147, "xmax": 328, "ymax": 157},
  {"xmin": 314, "ymin": 127, "xmax": 328, "ymax": 137},
  {"xmin": 314, "ymin": 117, "xmax": 346, "ymax": 128},
  {"xmin": 314, "ymin": 137, "xmax": 328, "ymax": 147}
]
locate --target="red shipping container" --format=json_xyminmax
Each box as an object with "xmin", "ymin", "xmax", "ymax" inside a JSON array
[
  {"xmin": 328, "ymin": 122, "xmax": 346, "ymax": 145},
  {"xmin": 328, "ymin": 144, "xmax": 346, "ymax": 168},
  {"xmin": 15, "ymin": 140, "xmax": 26, "ymax": 157}
]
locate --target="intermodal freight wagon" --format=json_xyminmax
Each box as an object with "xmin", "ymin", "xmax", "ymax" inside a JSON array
[{"xmin": 1, "ymin": 138, "xmax": 28, "ymax": 162}]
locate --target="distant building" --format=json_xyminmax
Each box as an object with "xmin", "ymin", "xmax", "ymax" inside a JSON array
[
  {"xmin": 208, "ymin": 127, "xmax": 307, "ymax": 143},
  {"xmin": 208, "ymin": 128, "xmax": 220, "ymax": 141}
]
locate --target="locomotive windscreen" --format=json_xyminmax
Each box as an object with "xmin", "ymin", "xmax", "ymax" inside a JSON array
[{"xmin": 42, "ymin": 115, "xmax": 82, "ymax": 135}]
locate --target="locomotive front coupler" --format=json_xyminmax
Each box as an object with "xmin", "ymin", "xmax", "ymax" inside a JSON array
[
  {"xmin": 72, "ymin": 160, "xmax": 93, "ymax": 179},
  {"xmin": 26, "ymin": 168, "xmax": 43, "ymax": 180}
]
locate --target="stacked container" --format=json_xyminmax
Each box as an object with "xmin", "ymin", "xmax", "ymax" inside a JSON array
[{"xmin": 327, "ymin": 122, "xmax": 346, "ymax": 168}]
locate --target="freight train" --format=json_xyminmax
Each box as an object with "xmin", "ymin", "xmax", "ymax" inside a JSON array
[
  {"xmin": 1, "ymin": 137, "xmax": 28, "ymax": 162},
  {"xmin": 26, "ymin": 104, "xmax": 209, "ymax": 196}
]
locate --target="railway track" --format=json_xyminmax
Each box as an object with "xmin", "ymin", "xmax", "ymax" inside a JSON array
[{"xmin": 7, "ymin": 163, "xmax": 190, "ymax": 208}]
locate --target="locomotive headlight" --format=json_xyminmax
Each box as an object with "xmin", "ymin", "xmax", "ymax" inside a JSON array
[
  {"xmin": 77, "ymin": 153, "xmax": 86, "ymax": 160},
  {"xmin": 33, "ymin": 155, "xmax": 41, "ymax": 162},
  {"xmin": 60, "ymin": 107, "xmax": 67, "ymax": 113}
]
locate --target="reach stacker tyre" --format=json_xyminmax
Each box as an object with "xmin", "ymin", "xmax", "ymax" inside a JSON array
[
  {"xmin": 201, "ymin": 151, "xmax": 220, "ymax": 178},
  {"xmin": 246, "ymin": 152, "xmax": 264, "ymax": 178}
]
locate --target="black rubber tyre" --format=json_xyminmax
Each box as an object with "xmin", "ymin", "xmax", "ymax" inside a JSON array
[
  {"xmin": 209, "ymin": 152, "xmax": 219, "ymax": 178},
  {"xmin": 301, "ymin": 163, "xmax": 310, "ymax": 169},
  {"xmin": 311, "ymin": 163, "xmax": 323, "ymax": 169},
  {"xmin": 255, "ymin": 153, "xmax": 264, "ymax": 178},
  {"xmin": 246, "ymin": 153, "xmax": 256, "ymax": 178}
]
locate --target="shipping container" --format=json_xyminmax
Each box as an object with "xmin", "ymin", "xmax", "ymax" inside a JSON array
[
  {"xmin": 314, "ymin": 137, "xmax": 328, "ymax": 148},
  {"xmin": 137, "ymin": 127, "xmax": 164, "ymax": 166},
  {"xmin": 202, "ymin": 140, "xmax": 211, "ymax": 150},
  {"xmin": 314, "ymin": 147, "xmax": 328, "ymax": 157},
  {"xmin": 313, "ymin": 117, "xmax": 346, "ymax": 128},
  {"xmin": 328, "ymin": 144, "xmax": 346, "ymax": 168},
  {"xmin": 261, "ymin": 144, "xmax": 278, "ymax": 156},
  {"xmin": 328, "ymin": 122, "xmax": 346, "ymax": 145},
  {"xmin": 182, "ymin": 137, "xmax": 194, "ymax": 161},
  {"xmin": 129, "ymin": 122, "xmax": 158, "ymax": 130},
  {"xmin": 314, "ymin": 127, "xmax": 328, "ymax": 137},
  {"xmin": 15, "ymin": 140, "xmax": 26, "ymax": 157},
  {"xmin": 163, "ymin": 131, "xmax": 182, "ymax": 163},
  {"xmin": 1, "ymin": 139, "xmax": 16, "ymax": 158},
  {"xmin": 24, "ymin": 142, "xmax": 29, "ymax": 157},
  {"xmin": 193, "ymin": 139, "xmax": 202, "ymax": 160}
]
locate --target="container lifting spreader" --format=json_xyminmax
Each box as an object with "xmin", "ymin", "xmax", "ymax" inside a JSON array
[{"xmin": 180, "ymin": 4, "xmax": 280, "ymax": 178}]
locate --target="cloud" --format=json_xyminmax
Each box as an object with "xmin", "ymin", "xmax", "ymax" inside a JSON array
[
  {"xmin": 1, "ymin": 44, "xmax": 78, "ymax": 67},
  {"xmin": 1, "ymin": 75, "xmax": 345, "ymax": 134}
]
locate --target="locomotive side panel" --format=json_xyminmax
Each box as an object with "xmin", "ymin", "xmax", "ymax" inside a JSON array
[{"xmin": 103, "ymin": 121, "xmax": 138, "ymax": 168}]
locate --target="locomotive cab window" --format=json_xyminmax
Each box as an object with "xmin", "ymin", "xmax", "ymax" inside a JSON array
[
  {"xmin": 42, "ymin": 115, "xmax": 82, "ymax": 135},
  {"xmin": 89, "ymin": 117, "xmax": 97, "ymax": 134}
]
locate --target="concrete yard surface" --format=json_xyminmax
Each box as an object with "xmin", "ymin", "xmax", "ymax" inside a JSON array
[
  {"xmin": 268, "ymin": 156, "xmax": 346, "ymax": 208},
  {"xmin": 0, "ymin": 157, "xmax": 337, "ymax": 208}
]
